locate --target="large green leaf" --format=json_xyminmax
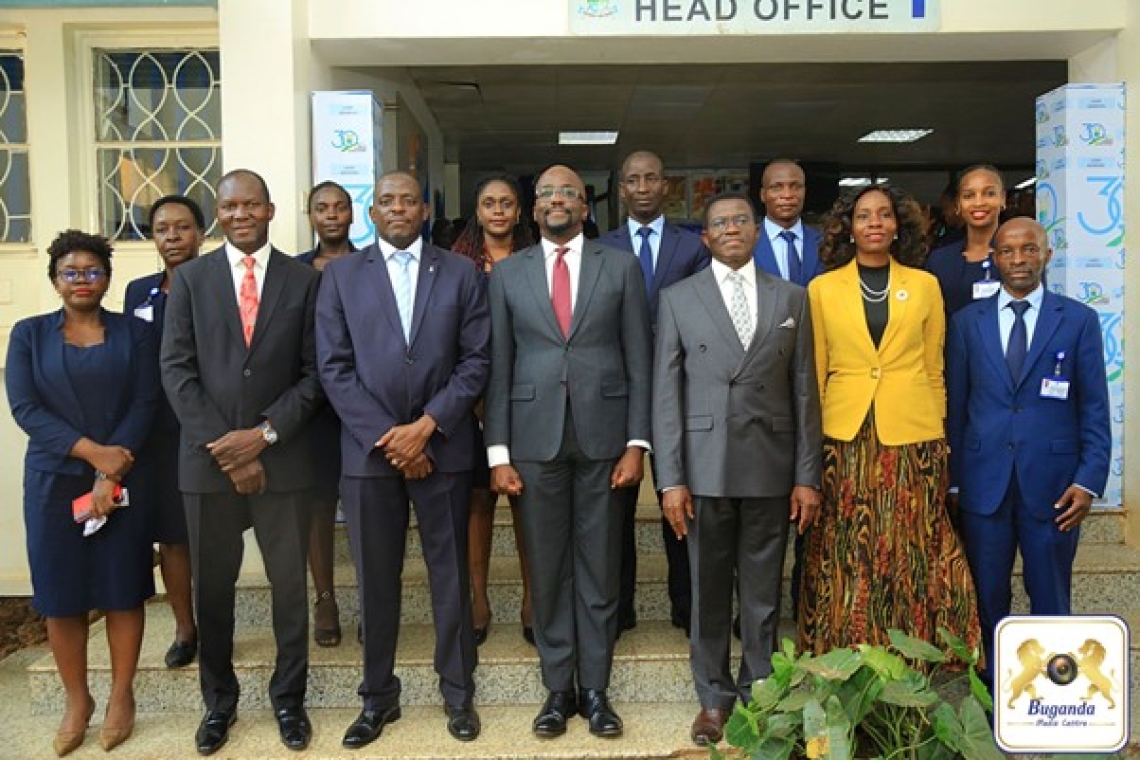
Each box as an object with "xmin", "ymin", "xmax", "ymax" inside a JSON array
[
  {"xmin": 957, "ymin": 697, "xmax": 1004, "ymax": 760},
  {"xmin": 777, "ymin": 690, "xmax": 813, "ymax": 712},
  {"xmin": 967, "ymin": 669, "xmax": 993, "ymax": 712},
  {"xmin": 879, "ymin": 677, "xmax": 939, "ymax": 707},
  {"xmin": 726, "ymin": 706, "xmax": 761, "ymax": 749},
  {"xmin": 859, "ymin": 645, "xmax": 910, "ymax": 680},
  {"xmin": 752, "ymin": 736, "xmax": 796, "ymax": 760},
  {"xmin": 801, "ymin": 648, "xmax": 863, "ymax": 681},
  {"xmin": 835, "ymin": 668, "xmax": 883, "ymax": 723},
  {"xmin": 823, "ymin": 696, "xmax": 854, "ymax": 760},
  {"xmin": 751, "ymin": 676, "xmax": 789, "ymax": 712},
  {"xmin": 932, "ymin": 701, "xmax": 963, "ymax": 750},
  {"xmin": 765, "ymin": 712, "xmax": 802, "ymax": 739},
  {"xmin": 889, "ymin": 629, "xmax": 949, "ymax": 664},
  {"xmin": 938, "ymin": 627, "xmax": 976, "ymax": 666}
]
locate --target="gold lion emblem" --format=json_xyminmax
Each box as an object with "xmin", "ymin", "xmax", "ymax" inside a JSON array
[
  {"xmin": 1075, "ymin": 638, "xmax": 1118, "ymax": 709},
  {"xmin": 1004, "ymin": 638, "xmax": 1050, "ymax": 708}
]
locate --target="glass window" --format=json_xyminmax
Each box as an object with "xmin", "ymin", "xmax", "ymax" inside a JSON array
[
  {"xmin": 94, "ymin": 49, "xmax": 221, "ymax": 240},
  {"xmin": 0, "ymin": 51, "xmax": 31, "ymax": 243}
]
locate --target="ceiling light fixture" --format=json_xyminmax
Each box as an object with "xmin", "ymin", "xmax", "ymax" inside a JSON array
[
  {"xmin": 838, "ymin": 177, "xmax": 873, "ymax": 187},
  {"xmin": 559, "ymin": 130, "xmax": 619, "ymax": 145},
  {"xmin": 857, "ymin": 129, "xmax": 933, "ymax": 143},
  {"xmin": 1015, "ymin": 176, "xmax": 1037, "ymax": 190}
]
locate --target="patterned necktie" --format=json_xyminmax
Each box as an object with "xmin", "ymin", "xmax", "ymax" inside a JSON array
[
  {"xmin": 551, "ymin": 246, "xmax": 572, "ymax": 338},
  {"xmin": 727, "ymin": 270, "xmax": 752, "ymax": 348},
  {"xmin": 393, "ymin": 250, "xmax": 414, "ymax": 342},
  {"xmin": 239, "ymin": 255, "xmax": 258, "ymax": 347},
  {"xmin": 1006, "ymin": 300, "xmax": 1030, "ymax": 380},
  {"xmin": 636, "ymin": 226, "xmax": 654, "ymax": 295},
  {"xmin": 780, "ymin": 229, "xmax": 802, "ymax": 284}
]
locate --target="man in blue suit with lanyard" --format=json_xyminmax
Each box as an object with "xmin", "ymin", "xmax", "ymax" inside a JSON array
[
  {"xmin": 752, "ymin": 159, "xmax": 821, "ymax": 286},
  {"xmin": 946, "ymin": 217, "xmax": 1110, "ymax": 689},
  {"xmin": 599, "ymin": 150, "xmax": 710, "ymax": 637}
]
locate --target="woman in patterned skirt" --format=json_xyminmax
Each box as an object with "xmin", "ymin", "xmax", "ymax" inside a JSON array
[{"xmin": 798, "ymin": 184, "xmax": 981, "ymax": 657}]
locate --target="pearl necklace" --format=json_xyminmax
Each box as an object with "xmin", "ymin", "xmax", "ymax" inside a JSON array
[{"xmin": 859, "ymin": 274, "xmax": 890, "ymax": 303}]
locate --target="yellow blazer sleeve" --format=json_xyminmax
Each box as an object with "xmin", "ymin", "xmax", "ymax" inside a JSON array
[
  {"xmin": 922, "ymin": 277, "xmax": 947, "ymax": 420},
  {"xmin": 807, "ymin": 279, "xmax": 828, "ymax": 408}
]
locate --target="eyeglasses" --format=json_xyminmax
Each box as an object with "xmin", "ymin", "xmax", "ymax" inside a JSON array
[
  {"xmin": 707, "ymin": 214, "xmax": 755, "ymax": 234},
  {"xmin": 535, "ymin": 185, "xmax": 584, "ymax": 201},
  {"xmin": 57, "ymin": 268, "xmax": 108, "ymax": 284}
]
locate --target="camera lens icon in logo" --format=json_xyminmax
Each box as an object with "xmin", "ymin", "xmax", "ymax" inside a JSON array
[{"xmin": 1046, "ymin": 653, "xmax": 1079, "ymax": 685}]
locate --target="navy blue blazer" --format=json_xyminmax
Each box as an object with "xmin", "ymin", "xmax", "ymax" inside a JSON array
[
  {"xmin": 6, "ymin": 308, "xmax": 159, "ymax": 476},
  {"xmin": 315, "ymin": 241, "xmax": 490, "ymax": 477},
  {"xmin": 598, "ymin": 222, "xmax": 710, "ymax": 324},
  {"xmin": 295, "ymin": 243, "xmax": 358, "ymax": 267},
  {"xmin": 946, "ymin": 290, "xmax": 1110, "ymax": 519},
  {"xmin": 124, "ymin": 271, "xmax": 180, "ymax": 436},
  {"xmin": 925, "ymin": 240, "xmax": 1002, "ymax": 319},
  {"xmin": 752, "ymin": 223, "xmax": 822, "ymax": 286}
]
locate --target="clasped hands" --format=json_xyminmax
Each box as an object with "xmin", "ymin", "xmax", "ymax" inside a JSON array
[
  {"xmin": 75, "ymin": 440, "xmax": 133, "ymax": 517},
  {"xmin": 376, "ymin": 415, "xmax": 437, "ymax": 480},
  {"xmin": 207, "ymin": 428, "xmax": 269, "ymax": 495}
]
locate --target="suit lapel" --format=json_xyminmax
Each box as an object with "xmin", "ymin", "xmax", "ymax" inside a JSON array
[
  {"xmin": 654, "ymin": 226, "xmax": 682, "ymax": 297},
  {"xmin": 408, "ymin": 245, "xmax": 440, "ymax": 346},
  {"xmin": 569, "ymin": 242, "xmax": 604, "ymax": 340},
  {"xmin": 801, "ymin": 227, "xmax": 821, "ymax": 284},
  {"xmin": 877, "ymin": 259, "xmax": 909, "ymax": 354},
  {"xmin": 523, "ymin": 246, "xmax": 563, "ymax": 340},
  {"xmin": 752, "ymin": 234, "xmax": 779, "ymax": 279},
  {"xmin": 364, "ymin": 243, "xmax": 405, "ymax": 342},
  {"xmin": 1021, "ymin": 292, "xmax": 1063, "ymax": 386},
  {"xmin": 836, "ymin": 261, "xmax": 878, "ymax": 359},
  {"xmin": 743, "ymin": 274, "xmax": 778, "ymax": 367},
  {"xmin": 47, "ymin": 310, "xmax": 85, "ymax": 424},
  {"xmin": 248, "ymin": 248, "xmax": 287, "ymax": 355},
  {"xmin": 694, "ymin": 269, "xmax": 745, "ymax": 358},
  {"xmin": 207, "ymin": 249, "xmax": 245, "ymax": 348},
  {"xmin": 975, "ymin": 297, "xmax": 1012, "ymax": 392}
]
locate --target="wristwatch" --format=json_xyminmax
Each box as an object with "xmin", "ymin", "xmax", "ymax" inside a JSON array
[{"xmin": 258, "ymin": 421, "xmax": 279, "ymax": 445}]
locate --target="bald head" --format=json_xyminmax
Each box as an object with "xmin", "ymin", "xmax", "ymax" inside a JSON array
[
  {"xmin": 994, "ymin": 216, "xmax": 1051, "ymax": 299},
  {"xmin": 619, "ymin": 151, "xmax": 668, "ymax": 225},
  {"xmin": 760, "ymin": 160, "xmax": 806, "ymax": 228},
  {"xmin": 534, "ymin": 164, "xmax": 588, "ymax": 243}
]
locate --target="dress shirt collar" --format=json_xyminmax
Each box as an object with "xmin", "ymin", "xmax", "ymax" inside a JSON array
[
  {"xmin": 710, "ymin": 257, "xmax": 757, "ymax": 287},
  {"xmin": 997, "ymin": 283, "xmax": 1044, "ymax": 312},
  {"xmin": 626, "ymin": 214, "xmax": 665, "ymax": 241},
  {"xmin": 764, "ymin": 216, "xmax": 805, "ymax": 245},
  {"xmin": 225, "ymin": 241, "xmax": 271, "ymax": 269},
  {"xmin": 541, "ymin": 233, "xmax": 585, "ymax": 260},
  {"xmin": 377, "ymin": 236, "xmax": 424, "ymax": 262}
]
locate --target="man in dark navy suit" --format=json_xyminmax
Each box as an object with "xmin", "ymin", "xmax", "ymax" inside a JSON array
[
  {"xmin": 316, "ymin": 171, "xmax": 489, "ymax": 748},
  {"xmin": 599, "ymin": 150, "xmax": 710, "ymax": 636},
  {"xmin": 752, "ymin": 159, "xmax": 821, "ymax": 286},
  {"xmin": 946, "ymin": 217, "xmax": 1110, "ymax": 689}
]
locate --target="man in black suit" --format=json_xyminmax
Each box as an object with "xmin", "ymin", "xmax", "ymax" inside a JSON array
[
  {"xmin": 161, "ymin": 169, "xmax": 323, "ymax": 756},
  {"xmin": 316, "ymin": 171, "xmax": 490, "ymax": 748},
  {"xmin": 598, "ymin": 150, "xmax": 710, "ymax": 636}
]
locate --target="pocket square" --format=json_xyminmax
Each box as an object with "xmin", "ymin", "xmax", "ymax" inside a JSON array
[{"xmin": 778, "ymin": 317, "xmax": 796, "ymax": 329}]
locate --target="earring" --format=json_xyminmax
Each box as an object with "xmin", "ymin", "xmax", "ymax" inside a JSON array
[{"xmin": 849, "ymin": 235, "xmax": 855, "ymax": 244}]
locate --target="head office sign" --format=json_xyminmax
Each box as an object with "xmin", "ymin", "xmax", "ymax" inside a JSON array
[
  {"xmin": 995, "ymin": 615, "xmax": 1130, "ymax": 753},
  {"xmin": 571, "ymin": 0, "xmax": 940, "ymax": 34}
]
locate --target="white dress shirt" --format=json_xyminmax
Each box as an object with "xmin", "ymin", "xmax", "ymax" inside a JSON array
[
  {"xmin": 710, "ymin": 257, "xmax": 759, "ymax": 334},
  {"xmin": 763, "ymin": 217, "xmax": 805, "ymax": 281},
  {"xmin": 225, "ymin": 241, "xmax": 271, "ymax": 300},
  {"xmin": 997, "ymin": 283, "xmax": 1044, "ymax": 353},
  {"xmin": 377, "ymin": 235, "xmax": 424, "ymax": 297}
]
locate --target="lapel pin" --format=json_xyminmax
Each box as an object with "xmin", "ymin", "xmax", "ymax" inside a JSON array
[
  {"xmin": 429, "ymin": 265, "xmax": 436, "ymax": 273},
  {"xmin": 896, "ymin": 289, "xmax": 909, "ymax": 301}
]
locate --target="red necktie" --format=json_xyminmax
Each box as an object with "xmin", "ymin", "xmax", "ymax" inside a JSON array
[
  {"xmin": 239, "ymin": 255, "xmax": 259, "ymax": 347},
  {"xmin": 551, "ymin": 246, "xmax": 572, "ymax": 338}
]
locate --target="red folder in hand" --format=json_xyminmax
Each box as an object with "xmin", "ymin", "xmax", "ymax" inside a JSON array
[{"xmin": 72, "ymin": 484, "xmax": 124, "ymax": 523}]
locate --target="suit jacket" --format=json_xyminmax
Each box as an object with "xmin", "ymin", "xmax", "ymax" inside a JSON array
[
  {"xmin": 597, "ymin": 222, "xmax": 710, "ymax": 323},
  {"xmin": 124, "ymin": 272, "xmax": 181, "ymax": 435},
  {"xmin": 946, "ymin": 290, "xmax": 1110, "ymax": 519},
  {"xmin": 7, "ymin": 309, "xmax": 159, "ymax": 476},
  {"xmin": 752, "ymin": 222, "xmax": 822, "ymax": 286},
  {"xmin": 925, "ymin": 239, "xmax": 1003, "ymax": 319},
  {"xmin": 484, "ymin": 239, "xmax": 653, "ymax": 462},
  {"xmin": 316, "ymin": 241, "xmax": 490, "ymax": 477},
  {"xmin": 653, "ymin": 268, "xmax": 821, "ymax": 498},
  {"xmin": 807, "ymin": 258, "xmax": 946, "ymax": 445},
  {"xmin": 160, "ymin": 246, "xmax": 324, "ymax": 493}
]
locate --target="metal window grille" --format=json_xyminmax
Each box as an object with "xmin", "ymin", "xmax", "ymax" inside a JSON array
[
  {"xmin": 94, "ymin": 48, "xmax": 221, "ymax": 240},
  {"xmin": 0, "ymin": 51, "xmax": 31, "ymax": 243}
]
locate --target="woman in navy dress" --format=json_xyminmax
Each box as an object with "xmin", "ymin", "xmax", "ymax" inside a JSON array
[
  {"xmin": 6, "ymin": 230, "xmax": 159, "ymax": 756},
  {"xmin": 297, "ymin": 180, "xmax": 356, "ymax": 646},
  {"xmin": 451, "ymin": 174, "xmax": 536, "ymax": 645},
  {"xmin": 124, "ymin": 195, "xmax": 205, "ymax": 669},
  {"xmin": 925, "ymin": 165, "xmax": 1005, "ymax": 318}
]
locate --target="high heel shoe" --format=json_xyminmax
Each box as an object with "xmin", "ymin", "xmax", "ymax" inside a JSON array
[
  {"xmin": 313, "ymin": 591, "xmax": 342, "ymax": 647},
  {"xmin": 53, "ymin": 696, "xmax": 95, "ymax": 757},
  {"xmin": 98, "ymin": 697, "xmax": 136, "ymax": 751}
]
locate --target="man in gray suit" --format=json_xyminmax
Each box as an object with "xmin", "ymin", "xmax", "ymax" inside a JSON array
[
  {"xmin": 485, "ymin": 164, "xmax": 652, "ymax": 739},
  {"xmin": 653, "ymin": 191, "xmax": 822, "ymax": 746}
]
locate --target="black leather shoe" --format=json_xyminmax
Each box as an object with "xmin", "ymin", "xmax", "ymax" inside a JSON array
[
  {"xmin": 275, "ymin": 706, "xmax": 311, "ymax": 751},
  {"xmin": 164, "ymin": 638, "xmax": 197, "ymax": 669},
  {"xmin": 532, "ymin": 691, "xmax": 576, "ymax": 738},
  {"xmin": 342, "ymin": 706, "xmax": 401, "ymax": 749},
  {"xmin": 195, "ymin": 710, "xmax": 236, "ymax": 756},
  {"xmin": 445, "ymin": 703, "xmax": 481, "ymax": 741},
  {"xmin": 579, "ymin": 689, "xmax": 623, "ymax": 737}
]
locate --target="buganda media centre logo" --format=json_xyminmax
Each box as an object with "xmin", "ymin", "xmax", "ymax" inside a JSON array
[{"xmin": 995, "ymin": 616, "xmax": 1129, "ymax": 753}]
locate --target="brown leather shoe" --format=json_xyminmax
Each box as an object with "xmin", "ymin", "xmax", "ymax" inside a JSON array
[{"xmin": 690, "ymin": 707, "xmax": 727, "ymax": 746}]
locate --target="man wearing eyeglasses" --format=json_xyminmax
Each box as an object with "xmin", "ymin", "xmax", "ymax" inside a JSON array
[
  {"xmin": 599, "ymin": 150, "xmax": 710, "ymax": 639},
  {"xmin": 653, "ymin": 191, "xmax": 821, "ymax": 746},
  {"xmin": 485, "ymin": 164, "xmax": 652, "ymax": 739}
]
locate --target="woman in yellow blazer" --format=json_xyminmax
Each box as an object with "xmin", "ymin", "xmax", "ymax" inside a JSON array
[{"xmin": 798, "ymin": 184, "xmax": 980, "ymax": 657}]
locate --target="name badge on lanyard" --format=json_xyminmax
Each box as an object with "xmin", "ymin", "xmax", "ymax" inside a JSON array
[
  {"xmin": 973, "ymin": 259, "xmax": 1000, "ymax": 299},
  {"xmin": 132, "ymin": 287, "xmax": 160, "ymax": 323},
  {"xmin": 1040, "ymin": 351, "xmax": 1070, "ymax": 400}
]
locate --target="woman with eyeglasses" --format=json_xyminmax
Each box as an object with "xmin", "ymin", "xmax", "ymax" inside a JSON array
[
  {"xmin": 451, "ymin": 174, "xmax": 537, "ymax": 646},
  {"xmin": 797, "ymin": 186, "xmax": 980, "ymax": 658},
  {"xmin": 6, "ymin": 230, "xmax": 160, "ymax": 755},
  {"xmin": 123, "ymin": 196, "xmax": 204, "ymax": 671}
]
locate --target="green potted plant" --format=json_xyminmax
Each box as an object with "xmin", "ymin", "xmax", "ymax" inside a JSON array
[{"xmin": 711, "ymin": 628, "xmax": 1003, "ymax": 760}]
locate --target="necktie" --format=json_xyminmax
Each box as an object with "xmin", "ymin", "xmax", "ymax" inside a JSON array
[
  {"xmin": 636, "ymin": 226, "xmax": 654, "ymax": 295},
  {"xmin": 239, "ymin": 255, "xmax": 258, "ymax": 347},
  {"xmin": 1006, "ymin": 300, "xmax": 1030, "ymax": 381},
  {"xmin": 393, "ymin": 250, "xmax": 414, "ymax": 342},
  {"xmin": 551, "ymin": 246, "xmax": 572, "ymax": 338},
  {"xmin": 727, "ymin": 271, "xmax": 752, "ymax": 348},
  {"xmin": 780, "ymin": 229, "xmax": 802, "ymax": 284}
]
